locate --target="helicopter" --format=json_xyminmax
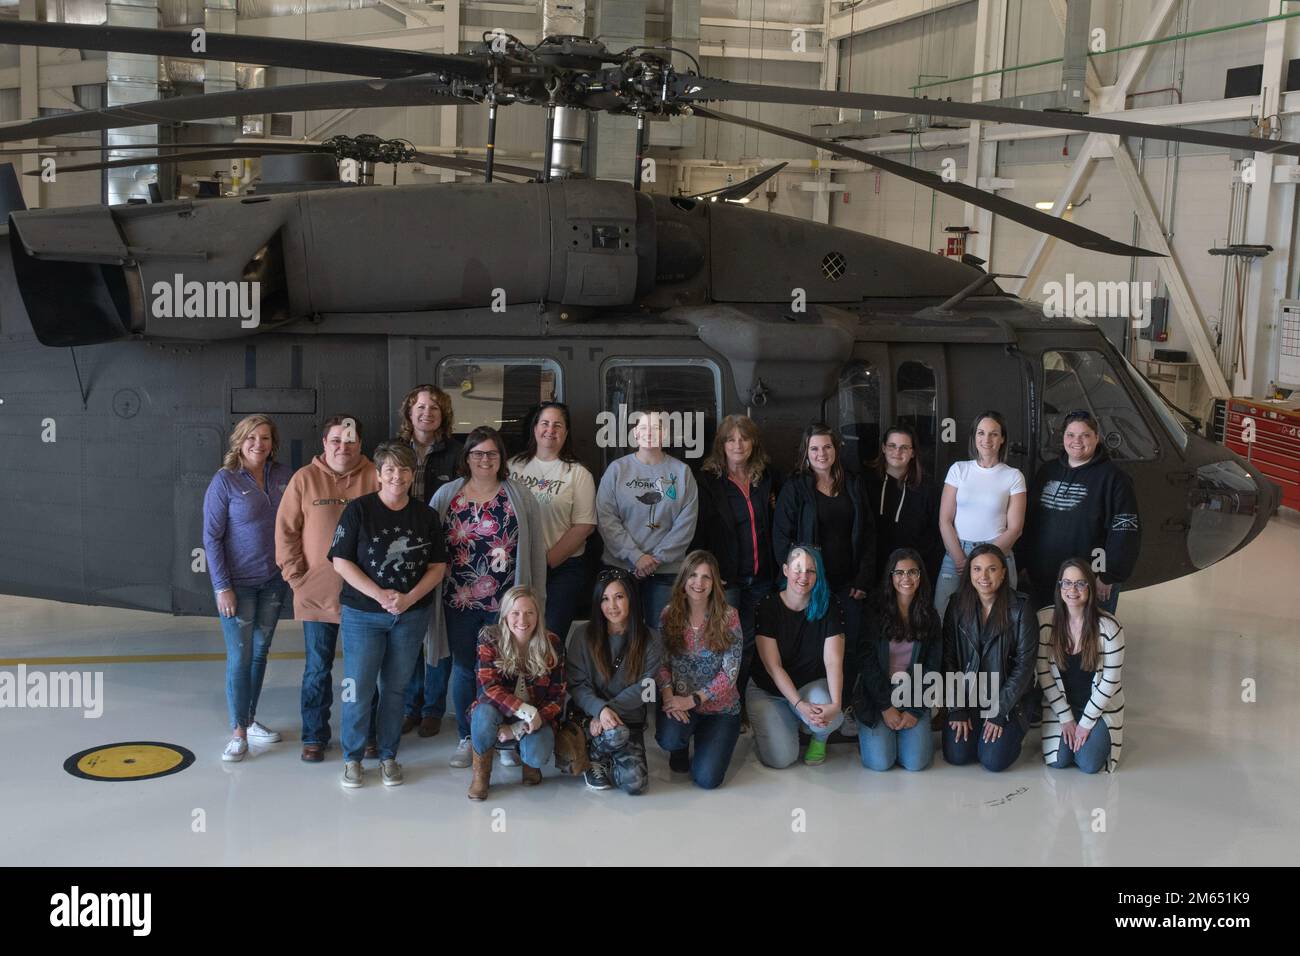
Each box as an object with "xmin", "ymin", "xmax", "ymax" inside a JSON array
[{"xmin": 0, "ymin": 20, "xmax": 1281, "ymax": 615}]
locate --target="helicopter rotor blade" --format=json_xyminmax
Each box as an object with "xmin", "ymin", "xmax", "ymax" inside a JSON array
[
  {"xmin": 0, "ymin": 141, "xmax": 315, "ymax": 156},
  {"xmin": 0, "ymin": 77, "xmax": 470, "ymax": 144},
  {"xmin": 412, "ymin": 151, "xmax": 535, "ymax": 179},
  {"xmin": 678, "ymin": 78, "xmax": 1300, "ymax": 158},
  {"xmin": 20, "ymin": 146, "xmax": 333, "ymax": 176},
  {"xmin": 691, "ymin": 106, "xmax": 1162, "ymax": 258},
  {"xmin": 688, "ymin": 161, "xmax": 787, "ymax": 201},
  {"xmin": 0, "ymin": 20, "xmax": 489, "ymax": 81}
]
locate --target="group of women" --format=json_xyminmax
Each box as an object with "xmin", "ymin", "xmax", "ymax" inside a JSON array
[{"xmin": 203, "ymin": 395, "xmax": 1136, "ymax": 798}]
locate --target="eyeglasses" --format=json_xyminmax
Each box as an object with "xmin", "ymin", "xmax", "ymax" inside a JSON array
[
  {"xmin": 1058, "ymin": 580, "xmax": 1090, "ymax": 593},
  {"xmin": 884, "ymin": 442, "xmax": 913, "ymax": 453},
  {"xmin": 891, "ymin": 568, "xmax": 921, "ymax": 579},
  {"xmin": 468, "ymin": 450, "xmax": 501, "ymax": 461}
]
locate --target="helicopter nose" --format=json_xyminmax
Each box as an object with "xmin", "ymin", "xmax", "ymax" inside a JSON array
[{"xmin": 1185, "ymin": 458, "xmax": 1279, "ymax": 570}]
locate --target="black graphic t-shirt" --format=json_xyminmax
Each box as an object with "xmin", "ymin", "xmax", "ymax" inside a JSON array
[{"xmin": 327, "ymin": 492, "xmax": 447, "ymax": 614}]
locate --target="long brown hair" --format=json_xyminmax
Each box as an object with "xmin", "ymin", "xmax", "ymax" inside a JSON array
[
  {"xmin": 397, "ymin": 384, "xmax": 453, "ymax": 444},
  {"xmin": 661, "ymin": 551, "xmax": 734, "ymax": 655},
  {"xmin": 511, "ymin": 401, "xmax": 580, "ymax": 465},
  {"xmin": 223, "ymin": 414, "xmax": 279, "ymax": 471},
  {"xmin": 954, "ymin": 543, "xmax": 1012, "ymax": 635},
  {"xmin": 1049, "ymin": 558, "xmax": 1106, "ymax": 672},
  {"xmin": 878, "ymin": 547, "xmax": 939, "ymax": 643},
  {"xmin": 701, "ymin": 414, "xmax": 770, "ymax": 484},
  {"xmin": 584, "ymin": 571, "xmax": 649, "ymax": 683},
  {"xmin": 794, "ymin": 422, "xmax": 845, "ymax": 495}
]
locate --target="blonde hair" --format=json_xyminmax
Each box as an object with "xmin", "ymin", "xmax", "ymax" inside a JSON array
[
  {"xmin": 701, "ymin": 414, "xmax": 770, "ymax": 484},
  {"xmin": 661, "ymin": 551, "xmax": 735, "ymax": 655},
  {"xmin": 490, "ymin": 586, "xmax": 557, "ymax": 679},
  {"xmin": 223, "ymin": 414, "xmax": 279, "ymax": 471}
]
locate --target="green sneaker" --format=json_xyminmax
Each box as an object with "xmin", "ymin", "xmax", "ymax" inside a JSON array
[{"xmin": 803, "ymin": 739, "xmax": 827, "ymax": 766}]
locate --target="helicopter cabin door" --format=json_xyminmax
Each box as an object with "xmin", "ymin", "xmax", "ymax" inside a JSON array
[{"xmin": 888, "ymin": 344, "xmax": 954, "ymax": 481}]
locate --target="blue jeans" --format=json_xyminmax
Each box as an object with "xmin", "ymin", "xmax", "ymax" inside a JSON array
[
  {"xmin": 724, "ymin": 577, "xmax": 772, "ymax": 698},
  {"xmin": 445, "ymin": 605, "xmax": 497, "ymax": 740},
  {"xmin": 655, "ymin": 710, "xmax": 742, "ymax": 789},
  {"xmin": 1048, "ymin": 718, "xmax": 1111, "ymax": 774},
  {"xmin": 546, "ymin": 556, "xmax": 588, "ymax": 649},
  {"xmin": 746, "ymin": 680, "xmax": 845, "ymax": 769},
  {"xmin": 639, "ymin": 573, "xmax": 675, "ymax": 632},
  {"xmin": 858, "ymin": 709, "xmax": 935, "ymax": 771},
  {"xmin": 302, "ymin": 620, "xmax": 377, "ymax": 747},
  {"xmin": 339, "ymin": 604, "xmax": 431, "ymax": 762},
  {"xmin": 470, "ymin": 703, "xmax": 556, "ymax": 768},
  {"xmin": 942, "ymin": 714, "xmax": 1026, "ymax": 772},
  {"xmin": 219, "ymin": 577, "xmax": 286, "ymax": 731},
  {"xmin": 403, "ymin": 649, "xmax": 451, "ymax": 719},
  {"xmin": 935, "ymin": 540, "xmax": 1018, "ymax": 620}
]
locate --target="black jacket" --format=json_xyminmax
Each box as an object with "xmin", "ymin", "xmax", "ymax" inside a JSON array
[
  {"xmin": 852, "ymin": 599, "xmax": 943, "ymax": 728},
  {"xmin": 863, "ymin": 471, "xmax": 944, "ymax": 585},
  {"xmin": 941, "ymin": 592, "xmax": 1036, "ymax": 728},
  {"xmin": 773, "ymin": 471, "xmax": 876, "ymax": 591},
  {"xmin": 1018, "ymin": 449, "xmax": 1141, "ymax": 590},
  {"xmin": 692, "ymin": 468, "xmax": 783, "ymax": 584},
  {"xmin": 401, "ymin": 436, "xmax": 463, "ymax": 502}
]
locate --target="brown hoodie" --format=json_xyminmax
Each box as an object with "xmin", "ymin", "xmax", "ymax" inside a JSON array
[{"xmin": 275, "ymin": 454, "xmax": 381, "ymax": 623}]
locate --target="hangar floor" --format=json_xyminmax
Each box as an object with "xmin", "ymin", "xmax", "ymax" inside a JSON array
[{"xmin": 3, "ymin": 513, "xmax": 1298, "ymax": 867}]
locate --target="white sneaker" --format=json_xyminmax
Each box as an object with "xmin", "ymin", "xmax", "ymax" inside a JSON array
[
  {"xmin": 222, "ymin": 737, "xmax": 248, "ymax": 762},
  {"xmin": 840, "ymin": 710, "xmax": 859, "ymax": 738},
  {"xmin": 246, "ymin": 721, "xmax": 281, "ymax": 743},
  {"xmin": 380, "ymin": 758, "xmax": 404, "ymax": 786},
  {"xmin": 340, "ymin": 761, "xmax": 364, "ymax": 788},
  {"xmin": 499, "ymin": 748, "xmax": 521, "ymax": 766},
  {"xmin": 449, "ymin": 736, "xmax": 473, "ymax": 768}
]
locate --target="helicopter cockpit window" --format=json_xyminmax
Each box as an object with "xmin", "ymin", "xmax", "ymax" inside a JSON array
[
  {"xmin": 832, "ymin": 363, "xmax": 881, "ymax": 471},
  {"xmin": 436, "ymin": 357, "xmax": 561, "ymax": 454},
  {"xmin": 896, "ymin": 360, "xmax": 938, "ymax": 478},
  {"xmin": 1041, "ymin": 350, "xmax": 1158, "ymax": 461},
  {"xmin": 601, "ymin": 359, "xmax": 720, "ymax": 468}
]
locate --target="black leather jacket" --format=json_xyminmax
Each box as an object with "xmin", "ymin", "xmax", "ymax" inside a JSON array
[{"xmin": 941, "ymin": 592, "xmax": 1036, "ymax": 728}]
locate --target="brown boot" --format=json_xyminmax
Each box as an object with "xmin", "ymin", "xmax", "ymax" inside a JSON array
[
  {"xmin": 400, "ymin": 714, "xmax": 419, "ymax": 735},
  {"xmin": 467, "ymin": 748, "xmax": 492, "ymax": 801},
  {"xmin": 417, "ymin": 715, "xmax": 441, "ymax": 738},
  {"xmin": 521, "ymin": 763, "xmax": 542, "ymax": 786}
]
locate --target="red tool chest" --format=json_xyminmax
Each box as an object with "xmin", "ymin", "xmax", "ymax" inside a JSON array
[{"xmin": 1224, "ymin": 397, "xmax": 1300, "ymax": 510}]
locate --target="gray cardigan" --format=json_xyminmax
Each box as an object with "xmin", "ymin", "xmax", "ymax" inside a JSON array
[{"xmin": 423, "ymin": 477, "xmax": 548, "ymax": 663}]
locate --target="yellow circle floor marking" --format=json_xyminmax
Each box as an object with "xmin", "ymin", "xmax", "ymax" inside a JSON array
[{"xmin": 64, "ymin": 742, "xmax": 195, "ymax": 782}]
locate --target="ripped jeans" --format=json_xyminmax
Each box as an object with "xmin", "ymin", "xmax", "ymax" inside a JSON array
[{"xmin": 218, "ymin": 576, "xmax": 286, "ymax": 731}]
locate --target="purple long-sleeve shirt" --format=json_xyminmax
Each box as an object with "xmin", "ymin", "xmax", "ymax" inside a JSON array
[{"xmin": 203, "ymin": 461, "xmax": 294, "ymax": 593}]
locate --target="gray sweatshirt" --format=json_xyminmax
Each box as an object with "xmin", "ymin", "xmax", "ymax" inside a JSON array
[
  {"xmin": 596, "ymin": 453, "xmax": 699, "ymax": 575},
  {"xmin": 567, "ymin": 626, "xmax": 664, "ymax": 723}
]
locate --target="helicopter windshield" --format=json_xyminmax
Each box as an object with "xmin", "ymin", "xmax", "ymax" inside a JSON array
[
  {"xmin": 1040, "ymin": 349, "xmax": 1161, "ymax": 461},
  {"xmin": 1118, "ymin": 353, "xmax": 1191, "ymax": 452}
]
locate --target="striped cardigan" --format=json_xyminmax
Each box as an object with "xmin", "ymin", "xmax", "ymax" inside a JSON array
[{"xmin": 1036, "ymin": 607, "xmax": 1124, "ymax": 772}]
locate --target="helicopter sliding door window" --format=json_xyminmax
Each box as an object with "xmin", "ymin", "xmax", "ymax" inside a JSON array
[
  {"xmin": 1041, "ymin": 350, "xmax": 1158, "ymax": 462},
  {"xmin": 601, "ymin": 359, "xmax": 721, "ymax": 468},
  {"xmin": 896, "ymin": 361, "xmax": 938, "ymax": 479},
  {"xmin": 435, "ymin": 357, "xmax": 561, "ymax": 453},
  {"xmin": 831, "ymin": 363, "xmax": 882, "ymax": 472}
]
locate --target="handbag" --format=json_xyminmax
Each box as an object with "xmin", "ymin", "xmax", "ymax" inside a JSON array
[{"xmin": 553, "ymin": 645, "xmax": 627, "ymax": 775}]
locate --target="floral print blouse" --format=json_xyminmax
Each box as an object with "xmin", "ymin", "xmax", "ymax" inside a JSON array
[{"xmin": 442, "ymin": 486, "xmax": 519, "ymax": 613}]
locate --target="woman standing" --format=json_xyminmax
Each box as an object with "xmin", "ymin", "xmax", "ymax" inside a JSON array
[
  {"xmin": 427, "ymin": 426, "xmax": 547, "ymax": 770},
  {"xmin": 934, "ymin": 411, "xmax": 1026, "ymax": 619},
  {"xmin": 692, "ymin": 414, "xmax": 780, "ymax": 697},
  {"xmin": 656, "ymin": 551, "xmax": 744, "ymax": 790},
  {"xmin": 509, "ymin": 402, "xmax": 597, "ymax": 643},
  {"xmin": 772, "ymin": 424, "xmax": 874, "ymax": 720},
  {"xmin": 942, "ymin": 544, "xmax": 1036, "ymax": 772},
  {"xmin": 596, "ymin": 410, "xmax": 699, "ymax": 630},
  {"xmin": 863, "ymin": 425, "xmax": 943, "ymax": 585},
  {"xmin": 328, "ymin": 442, "xmax": 447, "ymax": 788},
  {"xmin": 854, "ymin": 548, "xmax": 942, "ymax": 771},
  {"xmin": 747, "ymin": 545, "xmax": 846, "ymax": 768},
  {"xmin": 567, "ymin": 569, "xmax": 664, "ymax": 795},
  {"xmin": 467, "ymin": 586, "xmax": 566, "ymax": 799},
  {"xmin": 1037, "ymin": 559, "xmax": 1125, "ymax": 773},
  {"xmin": 204, "ymin": 414, "xmax": 293, "ymax": 763}
]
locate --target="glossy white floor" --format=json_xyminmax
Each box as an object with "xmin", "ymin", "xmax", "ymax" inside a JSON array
[{"xmin": 3, "ymin": 514, "xmax": 1298, "ymax": 867}]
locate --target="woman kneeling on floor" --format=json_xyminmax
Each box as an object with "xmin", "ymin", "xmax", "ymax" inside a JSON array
[
  {"xmin": 656, "ymin": 550, "xmax": 744, "ymax": 789},
  {"xmin": 747, "ymin": 544, "xmax": 846, "ymax": 768},
  {"xmin": 1036, "ymin": 559, "xmax": 1124, "ymax": 774},
  {"xmin": 567, "ymin": 569, "xmax": 664, "ymax": 794},
  {"xmin": 468, "ymin": 586, "xmax": 566, "ymax": 800}
]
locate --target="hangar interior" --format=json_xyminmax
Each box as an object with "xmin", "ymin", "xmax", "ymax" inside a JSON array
[{"xmin": 1, "ymin": 0, "xmax": 1299, "ymax": 866}]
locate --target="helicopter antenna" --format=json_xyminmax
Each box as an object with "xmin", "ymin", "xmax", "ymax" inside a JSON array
[{"xmin": 933, "ymin": 272, "xmax": 1025, "ymax": 313}]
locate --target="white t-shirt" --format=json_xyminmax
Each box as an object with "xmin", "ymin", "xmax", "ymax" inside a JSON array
[
  {"xmin": 944, "ymin": 459, "xmax": 1027, "ymax": 542},
  {"xmin": 509, "ymin": 457, "xmax": 598, "ymax": 555}
]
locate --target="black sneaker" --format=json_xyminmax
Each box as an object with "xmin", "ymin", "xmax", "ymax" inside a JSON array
[
  {"xmin": 668, "ymin": 749, "xmax": 691, "ymax": 774},
  {"xmin": 584, "ymin": 759, "xmax": 613, "ymax": 791}
]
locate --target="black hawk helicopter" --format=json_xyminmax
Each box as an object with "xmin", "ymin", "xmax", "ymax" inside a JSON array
[{"xmin": 0, "ymin": 21, "xmax": 1281, "ymax": 614}]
